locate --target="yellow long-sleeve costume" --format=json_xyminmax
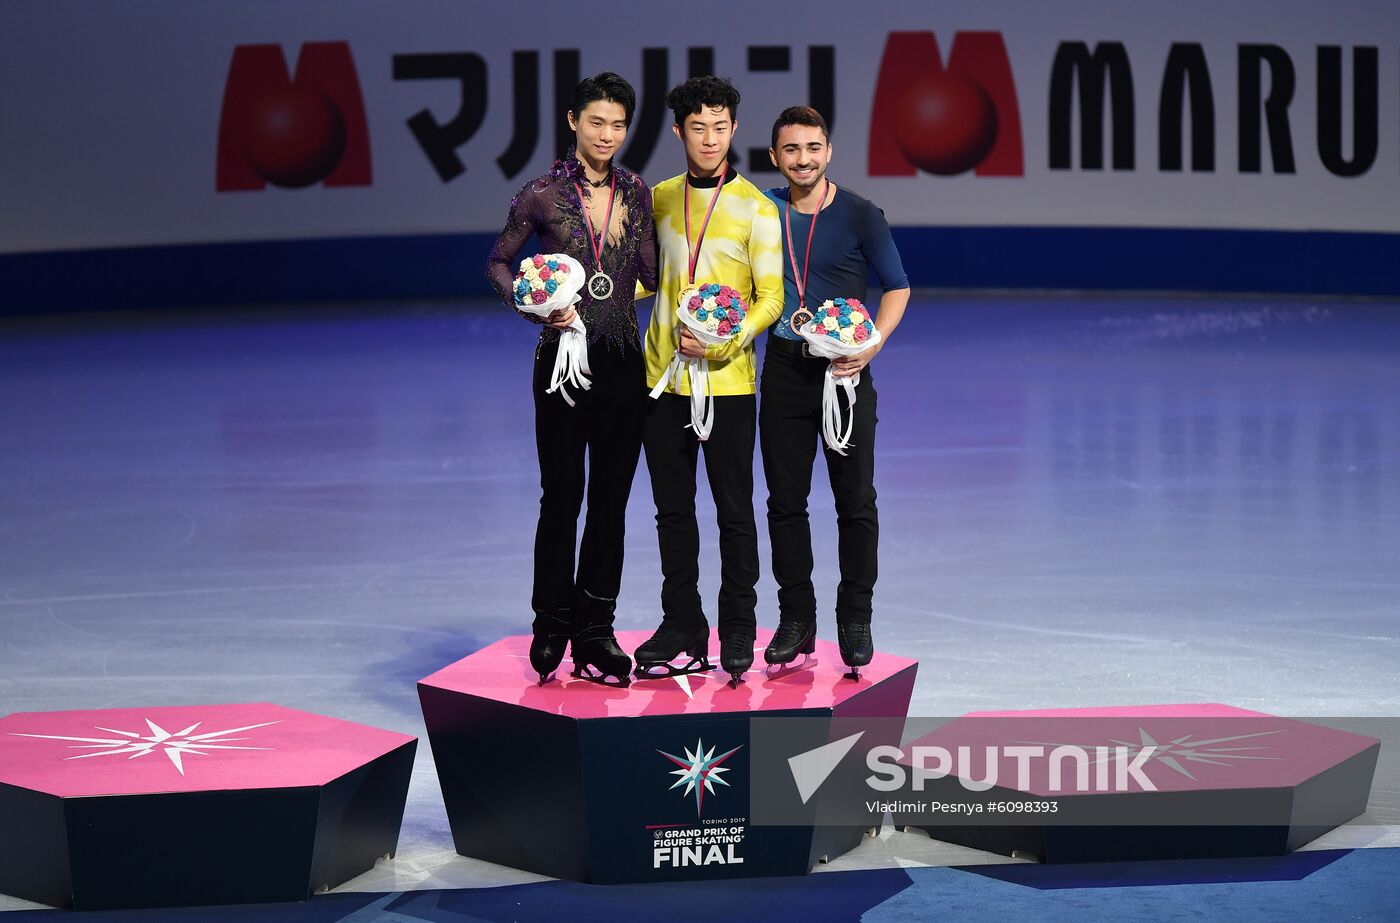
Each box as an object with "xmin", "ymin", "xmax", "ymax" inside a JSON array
[{"xmin": 643, "ymin": 171, "xmax": 784, "ymax": 396}]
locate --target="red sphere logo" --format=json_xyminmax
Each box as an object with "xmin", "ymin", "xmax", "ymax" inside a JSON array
[
  {"xmin": 242, "ymin": 85, "xmax": 348, "ymax": 188},
  {"xmin": 216, "ymin": 42, "xmax": 372, "ymax": 192},
  {"xmin": 893, "ymin": 73, "xmax": 998, "ymax": 176},
  {"xmin": 869, "ymin": 31, "xmax": 1024, "ymax": 178}
]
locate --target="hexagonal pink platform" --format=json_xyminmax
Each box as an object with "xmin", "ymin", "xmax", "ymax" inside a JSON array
[
  {"xmin": 421, "ymin": 629, "xmax": 917, "ymax": 718},
  {"xmin": 419, "ymin": 629, "xmax": 918, "ymax": 883},
  {"xmin": 0, "ymin": 703, "xmax": 416, "ymax": 910},
  {"xmin": 895, "ymin": 703, "xmax": 1379, "ymax": 862}
]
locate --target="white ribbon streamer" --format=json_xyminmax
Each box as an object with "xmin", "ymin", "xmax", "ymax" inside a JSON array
[
  {"xmin": 649, "ymin": 352, "xmax": 685, "ymax": 400},
  {"xmin": 647, "ymin": 351, "xmax": 714, "ymax": 439},
  {"xmin": 647, "ymin": 288, "xmax": 739, "ymax": 442},
  {"xmin": 513, "ymin": 254, "xmax": 591, "ymax": 406},
  {"xmin": 686, "ymin": 356, "xmax": 714, "ymax": 440},
  {"xmin": 545, "ymin": 315, "xmax": 592, "ymax": 407},
  {"xmin": 821, "ymin": 368, "xmax": 859, "ymax": 456},
  {"xmin": 797, "ymin": 313, "xmax": 883, "ymax": 456}
]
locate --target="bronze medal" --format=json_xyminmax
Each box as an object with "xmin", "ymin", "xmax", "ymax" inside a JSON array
[
  {"xmin": 783, "ymin": 180, "xmax": 829, "ymax": 339},
  {"xmin": 789, "ymin": 307, "xmax": 814, "ymax": 334}
]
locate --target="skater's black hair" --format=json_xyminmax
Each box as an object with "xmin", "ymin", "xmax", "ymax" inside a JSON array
[
  {"xmin": 770, "ymin": 106, "xmax": 829, "ymax": 150},
  {"xmin": 570, "ymin": 72, "xmax": 636, "ymax": 126},
  {"xmin": 666, "ymin": 76, "xmax": 741, "ymax": 125}
]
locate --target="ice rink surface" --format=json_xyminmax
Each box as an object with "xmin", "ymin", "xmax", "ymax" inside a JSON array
[{"xmin": 2, "ymin": 293, "xmax": 1397, "ymax": 907}]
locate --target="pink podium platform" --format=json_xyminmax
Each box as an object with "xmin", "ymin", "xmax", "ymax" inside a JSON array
[
  {"xmin": 0, "ymin": 703, "xmax": 416, "ymax": 910},
  {"xmin": 418, "ymin": 629, "xmax": 918, "ymax": 883},
  {"xmin": 894, "ymin": 703, "xmax": 1379, "ymax": 863}
]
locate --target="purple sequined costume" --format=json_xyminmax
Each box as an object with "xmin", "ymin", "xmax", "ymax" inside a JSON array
[
  {"xmin": 483, "ymin": 152, "xmax": 656, "ymax": 658},
  {"xmin": 486, "ymin": 154, "xmax": 656, "ymax": 354}
]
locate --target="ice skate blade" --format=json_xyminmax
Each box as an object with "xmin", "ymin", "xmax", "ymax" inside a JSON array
[
  {"xmin": 842, "ymin": 666, "xmax": 863, "ymax": 681},
  {"xmin": 633, "ymin": 656, "xmax": 715, "ymax": 680},
  {"xmin": 536, "ymin": 671, "xmax": 557, "ymax": 687},
  {"xmin": 762, "ymin": 630, "xmax": 816, "ymax": 666},
  {"xmin": 726, "ymin": 671, "xmax": 746, "ymax": 689},
  {"xmin": 764, "ymin": 653, "xmax": 818, "ymax": 680},
  {"xmin": 570, "ymin": 664, "xmax": 631, "ymax": 688}
]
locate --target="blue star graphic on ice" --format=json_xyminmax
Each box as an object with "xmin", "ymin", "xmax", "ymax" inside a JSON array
[{"xmin": 658, "ymin": 738, "xmax": 742, "ymax": 816}]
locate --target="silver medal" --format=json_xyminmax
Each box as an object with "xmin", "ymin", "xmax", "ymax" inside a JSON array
[{"xmin": 588, "ymin": 271, "xmax": 614, "ymax": 300}]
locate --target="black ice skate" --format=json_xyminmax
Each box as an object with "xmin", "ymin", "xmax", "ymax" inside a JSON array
[
  {"xmin": 720, "ymin": 628, "xmax": 755, "ymax": 688},
  {"xmin": 764, "ymin": 620, "xmax": 818, "ymax": 679},
  {"xmin": 569, "ymin": 635, "xmax": 632, "ymax": 687},
  {"xmin": 837, "ymin": 622, "xmax": 873, "ymax": 680},
  {"xmin": 529, "ymin": 610, "xmax": 572, "ymax": 685},
  {"xmin": 633, "ymin": 623, "xmax": 714, "ymax": 680},
  {"xmin": 569, "ymin": 594, "xmax": 632, "ymax": 687}
]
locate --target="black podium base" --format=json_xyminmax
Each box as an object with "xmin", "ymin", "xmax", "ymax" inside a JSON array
[
  {"xmin": 419, "ymin": 629, "xmax": 918, "ymax": 883},
  {"xmin": 0, "ymin": 704, "xmax": 416, "ymax": 910},
  {"xmin": 894, "ymin": 704, "xmax": 1378, "ymax": 864}
]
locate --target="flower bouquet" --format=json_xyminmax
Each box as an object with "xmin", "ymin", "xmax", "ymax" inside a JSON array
[
  {"xmin": 648, "ymin": 283, "xmax": 749, "ymax": 441},
  {"xmin": 796, "ymin": 297, "xmax": 882, "ymax": 455},
  {"xmin": 513, "ymin": 253, "xmax": 590, "ymax": 406}
]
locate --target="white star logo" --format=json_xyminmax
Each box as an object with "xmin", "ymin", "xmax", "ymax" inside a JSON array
[
  {"xmin": 11, "ymin": 718, "xmax": 279, "ymax": 776},
  {"xmin": 662, "ymin": 642, "xmax": 762, "ymax": 698},
  {"xmin": 1013, "ymin": 726, "xmax": 1284, "ymax": 782},
  {"xmin": 659, "ymin": 738, "xmax": 742, "ymax": 816}
]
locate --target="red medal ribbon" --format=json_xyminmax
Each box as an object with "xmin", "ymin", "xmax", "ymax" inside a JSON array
[
  {"xmin": 573, "ymin": 172, "xmax": 617, "ymax": 274},
  {"xmin": 783, "ymin": 178, "xmax": 829, "ymax": 313},
  {"xmin": 684, "ymin": 163, "xmax": 728, "ymax": 285}
]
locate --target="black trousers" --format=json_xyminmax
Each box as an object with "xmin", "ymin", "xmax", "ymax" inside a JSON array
[
  {"xmin": 531, "ymin": 338, "xmax": 645, "ymax": 620},
  {"xmin": 642, "ymin": 391, "xmax": 759, "ymax": 638},
  {"xmin": 759, "ymin": 340, "xmax": 879, "ymax": 625}
]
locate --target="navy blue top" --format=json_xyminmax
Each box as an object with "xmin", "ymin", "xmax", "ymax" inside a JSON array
[{"xmin": 763, "ymin": 184, "xmax": 909, "ymax": 340}]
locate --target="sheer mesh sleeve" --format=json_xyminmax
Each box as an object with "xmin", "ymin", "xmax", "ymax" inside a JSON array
[
  {"xmin": 485, "ymin": 181, "xmax": 547, "ymax": 323},
  {"xmin": 485, "ymin": 158, "xmax": 650, "ymax": 350}
]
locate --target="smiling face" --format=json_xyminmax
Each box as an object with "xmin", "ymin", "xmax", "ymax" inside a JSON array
[
  {"xmin": 673, "ymin": 104, "xmax": 736, "ymax": 178},
  {"xmin": 568, "ymin": 99, "xmax": 629, "ymax": 168},
  {"xmin": 770, "ymin": 123, "xmax": 831, "ymax": 190}
]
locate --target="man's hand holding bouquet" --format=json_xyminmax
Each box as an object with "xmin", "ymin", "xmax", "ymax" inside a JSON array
[
  {"xmin": 512, "ymin": 253, "xmax": 591, "ymax": 406},
  {"xmin": 795, "ymin": 297, "xmax": 882, "ymax": 455},
  {"xmin": 648, "ymin": 283, "xmax": 750, "ymax": 441}
]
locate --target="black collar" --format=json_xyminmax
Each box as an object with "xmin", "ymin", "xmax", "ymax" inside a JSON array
[{"xmin": 686, "ymin": 168, "xmax": 740, "ymax": 189}]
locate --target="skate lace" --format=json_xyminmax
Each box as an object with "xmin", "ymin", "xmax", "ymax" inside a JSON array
[
  {"xmin": 772, "ymin": 621, "xmax": 814, "ymax": 646},
  {"xmin": 722, "ymin": 635, "xmax": 753, "ymax": 654},
  {"xmin": 838, "ymin": 623, "xmax": 871, "ymax": 645}
]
